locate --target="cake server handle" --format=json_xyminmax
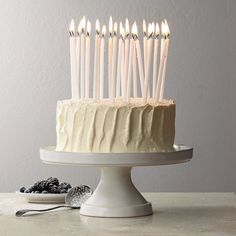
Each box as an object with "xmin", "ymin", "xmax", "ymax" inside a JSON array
[{"xmin": 15, "ymin": 205, "xmax": 79, "ymax": 217}]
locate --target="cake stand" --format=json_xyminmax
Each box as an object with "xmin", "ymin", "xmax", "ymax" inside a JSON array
[{"xmin": 40, "ymin": 145, "xmax": 193, "ymax": 218}]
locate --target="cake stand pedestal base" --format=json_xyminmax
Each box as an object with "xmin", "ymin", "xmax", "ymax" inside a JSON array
[
  {"xmin": 80, "ymin": 167, "xmax": 152, "ymax": 217},
  {"xmin": 40, "ymin": 145, "xmax": 193, "ymax": 218}
]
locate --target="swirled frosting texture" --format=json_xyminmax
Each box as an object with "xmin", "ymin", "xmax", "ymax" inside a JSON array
[{"xmin": 56, "ymin": 99, "xmax": 175, "ymax": 153}]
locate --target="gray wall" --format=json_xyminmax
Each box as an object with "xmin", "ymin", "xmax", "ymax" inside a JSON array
[{"xmin": 0, "ymin": 0, "xmax": 235, "ymax": 192}]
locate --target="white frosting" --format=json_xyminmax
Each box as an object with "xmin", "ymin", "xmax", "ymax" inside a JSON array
[{"xmin": 56, "ymin": 98, "xmax": 175, "ymax": 153}]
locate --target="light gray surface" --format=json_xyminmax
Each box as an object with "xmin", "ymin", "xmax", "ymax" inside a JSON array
[
  {"xmin": 0, "ymin": 0, "xmax": 235, "ymax": 192},
  {"xmin": 0, "ymin": 193, "xmax": 236, "ymax": 235}
]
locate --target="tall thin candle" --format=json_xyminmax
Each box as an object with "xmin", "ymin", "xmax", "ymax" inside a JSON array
[
  {"xmin": 80, "ymin": 16, "xmax": 86, "ymax": 99},
  {"xmin": 160, "ymin": 20, "xmax": 170, "ymax": 101},
  {"xmin": 85, "ymin": 21, "xmax": 91, "ymax": 99},
  {"xmin": 143, "ymin": 23, "xmax": 154, "ymax": 103},
  {"xmin": 135, "ymin": 29, "xmax": 144, "ymax": 96},
  {"xmin": 108, "ymin": 16, "xmax": 113, "ymax": 98},
  {"xmin": 123, "ymin": 18, "xmax": 130, "ymax": 101},
  {"xmin": 116, "ymin": 22, "xmax": 123, "ymax": 97},
  {"xmin": 143, "ymin": 20, "xmax": 147, "ymax": 77},
  {"xmin": 69, "ymin": 19, "xmax": 76, "ymax": 99},
  {"xmin": 75, "ymin": 24, "xmax": 81, "ymax": 99},
  {"xmin": 155, "ymin": 21, "xmax": 166, "ymax": 102},
  {"xmin": 132, "ymin": 22, "xmax": 138, "ymax": 98},
  {"xmin": 111, "ymin": 22, "xmax": 118, "ymax": 103},
  {"xmin": 100, "ymin": 25, "xmax": 106, "ymax": 99},
  {"xmin": 93, "ymin": 20, "xmax": 100, "ymax": 101},
  {"xmin": 126, "ymin": 23, "xmax": 135, "ymax": 103},
  {"xmin": 152, "ymin": 22, "xmax": 159, "ymax": 98}
]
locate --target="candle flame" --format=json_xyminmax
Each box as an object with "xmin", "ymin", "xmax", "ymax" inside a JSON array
[
  {"xmin": 102, "ymin": 25, "xmax": 106, "ymax": 37},
  {"xmin": 96, "ymin": 19, "xmax": 100, "ymax": 34},
  {"xmin": 109, "ymin": 16, "xmax": 113, "ymax": 35},
  {"xmin": 69, "ymin": 19, "xmax": 75, "ymax": 36},
  {"xmin": 125, "ymin": 18, "xmax": 129, "ymax": 37},
  {"xmin": 81, "ymin": 16, "xmax": 86, "ymax": 33},
  {"xmin": 155, "ymin": 22, "xmax": 160, "ymax": 37},
  {"xmin": 114, "ymin": 22, "xmax": 118, "ymax": 35},
  {"xmin": 161, "ymin": 20, "xmax": 170, "ymax": 38},
  {"xmin": 148, "ymin": 23, "xmax": 153, "ymax": 38},
  {"xmin": 143, "ymin": 19, "xmax": 147, "ymax": 37},
  {"xmin": 132, "ymin": 21, "xmax": 138, "ymax": 38},
  {"xmin": 87, "ymin": 21, "xmax": 91, "ymax": 36},
  {"xmin": 164, "ymin": 19, "xmax": 170, "ymax": 36}
]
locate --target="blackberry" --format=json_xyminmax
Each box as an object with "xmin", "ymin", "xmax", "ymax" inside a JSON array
[
  {"xmin": 58, "ymin": 182, "xmax": 71, "ymax": 190},
  {"xmin": 47, "ymin": 177, "xmax": 59, "ymax": 186},
  {"xmin": 19, "ymin": 186, "xmax": 26, "ymax": 193},
  {"xmin": 48, "ymin": 185, "xmax": 60, "ymax": 194},
  {"xmin": 37, "ymin": 180, "xmax": 50, "ymax": 191}
]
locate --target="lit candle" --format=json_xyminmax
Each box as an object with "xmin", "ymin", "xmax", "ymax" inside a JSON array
[
  {"xmin": 123, "ymin": 18, "xmax": 130, "ymax": 101},
  {"xmin": 116, "ymin": 22, "xmax": 123, "ymax": 97},
  {"xmin": 132, "ymin": 22, "xmax": 138, "ymax": 98},
  {"xmin": 143, "ymin": 23, "xmax": 154, "ymax": 103},
  {"xmin": 69, "ymin": 19, "xmax": 76, "ymax": 99},
  {"xmin": 99, "ymin": 25, "xmax": 106, "ymax": 99},
  {"xmin": 143, "ymin": 20, "xmax": 147, "ymax": 77},
  {"xmin": 80, "ymin": 16, "xmax": 86, "ymax": 99},
  {"xmin": 152, "ymin": 22, "xmax": 159, "ymax": 99},
  {"xmin": 111, "ymin": 22, "xmax": 118, "ymax": 103},
  {"xmin": 120, "ymin": 27, "xmax": 125, "ymax": 97},
  {"xmin": 134, "ymin": 27, "xmax": 144, "ymax": 97},
  {"xmin": 126, "ymin": 23, "xmax": 135, "ymax": 103},
  {"xmin": 93, "ymin": 20, "xmax": 100, "ymax": 101},
  {"xmin": 75, "ymin": 23, "xmax": 81, "ymax": 99},
  {"xmin": 108, "ymin": 16, "xmax": 113, "ymax": 98},
  {"xmin": 155, "ymin": 21, "xmax": 166, "ymax": 102},
  {"xmin": 160, "ymin": 20, "xmax": 170, "ymax": 101},
  {"xmin": 85, "ymin": 20, "xmax": 91, "ymax": 99}
]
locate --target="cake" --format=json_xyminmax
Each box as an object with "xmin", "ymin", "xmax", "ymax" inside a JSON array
[
  {"xmin": 56, "ymin": 18, "xmax": 174, "ymax": 153},
  {"xmin": 56, "ymin": 98, "xmax": 175, "ymax": 153}
]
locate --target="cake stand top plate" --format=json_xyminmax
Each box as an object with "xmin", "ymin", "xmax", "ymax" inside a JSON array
[{"xmin": 40, "ymin": 145, "xmax": 193, "ymax": 167}]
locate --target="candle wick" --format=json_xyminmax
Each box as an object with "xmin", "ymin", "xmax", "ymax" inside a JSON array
[{"xmin": 69, "ymin": 31, "xmax": 75, "ymax": 37}]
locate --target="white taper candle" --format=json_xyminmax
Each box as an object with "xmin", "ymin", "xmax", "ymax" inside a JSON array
[
  {"xmin": 155, "ymin": 21, "xmax": 166, "ymax": 102},
  {"xmin": 75, "ymin": 24, "xmax": 81, "ymax": 99},
  {"xmin": 93, "ymin": 20, "xmax": 100, "ymax": 101},
  {"xmin": 152, "ymin": 22, "xmax": 159, "ymax": 98},
  {"xmin": 80, "ymin": 16, "xmax": 86, "ymax": 99},
  {"xmin": 85, "ymin": 21, "xmax": 91, "ymax": 99},
  {"xmin": 143, "ymin": 23, "xmax": 154, "ymax": 103},
  {"xmin": 108, "ymin": 16, "xmax": 113, "ymax": 98},
  {"xmin": 160, "ymin": 20, "xmax": 170, "ymax": 101},
  {"xmin": 99, "ymin": 25, "xmax": 106, "ymax": 99},
  {"xmin": 123, "ymin": 18, "xmax": 130, "ymax": 101},
  {"xmin": 116, "ymin": 22, "xmax": 123, "ymax": 97},
  {"xmin": 69, "ymin": 19, "xmax": 77, "ymax": 99},
  {"xmin": 111, "ymin": 22, "xmax": 118, "ymax": 103},
  {"xmin": 126, "ymin": 23, "xmax": 135, "ymax": 103}
]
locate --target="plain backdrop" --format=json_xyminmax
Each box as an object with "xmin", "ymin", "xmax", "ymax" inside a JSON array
[{"xmin": 0, "ymin": 0, "xmax": 235, "ymax": 192}]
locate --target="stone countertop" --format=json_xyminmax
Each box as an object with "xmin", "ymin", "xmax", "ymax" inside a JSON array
[{"xmin": 0, "ymin": 193, "xmax": 235, "ymax": 236}]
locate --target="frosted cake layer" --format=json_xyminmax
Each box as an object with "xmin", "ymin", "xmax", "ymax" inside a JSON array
[{"xmin": 56, "ymin": 98, "xmax": 175, "ymax": 153}]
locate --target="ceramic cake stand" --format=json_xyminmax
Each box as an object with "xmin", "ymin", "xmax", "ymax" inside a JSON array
[{"xmin": 40, "ymin": 145, "xmax": 193, "ymax": 218}]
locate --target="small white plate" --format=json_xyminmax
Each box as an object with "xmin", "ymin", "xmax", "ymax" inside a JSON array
[{"xmin": 16, "ymin": 191, "xmax": 66, "ymax": 204}]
